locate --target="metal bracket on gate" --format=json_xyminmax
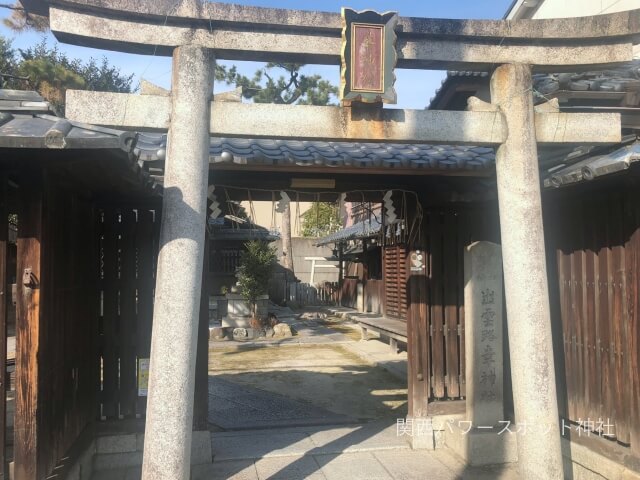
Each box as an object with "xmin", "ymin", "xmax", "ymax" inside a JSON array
[{"xmin": 23, "ymin": 268, "xmax": 38, "ymax": 289}]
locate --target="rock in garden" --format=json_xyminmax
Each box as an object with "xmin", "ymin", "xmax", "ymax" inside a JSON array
[
  {"xmin": 233, "ymin": 328, "xmax": 248, "ymax": 339},
  {"xmin": 267, "ymin": 312, "xmax": 278, "ymax": 327},
  {"xmin": 273, "ymin": 323, "xmax": 293, "ymax": 338},
  {"xmin": 211, "ymin": 327, "xmax": 226, "ymax": 340}
]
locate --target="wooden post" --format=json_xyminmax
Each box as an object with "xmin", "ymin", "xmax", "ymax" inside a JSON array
[
  {"xmin": 362, "ymin": 241, "xmax": 369, "ymax": 312},
  {"xmin": 14, "ymin": 175, "xmax": 44, "ymax": 480},
  {"xmin": 626, "ymin": 190, "xmax": 640, "ymax": 457},
  {"xmin": 0, "ymin": 177, "xmax": 7, "ymax": 479},
  {"xmin": 407, "ymin": 248, "xmax": 429, "ymax": 418},
  {"xmin": 282, "ymin": 201, "xmax": 294, "ymax": 303},
  {"xmin": 338, "ymin": 243, "xmax": 344, "ymax": 306},
  {"xmin": 193, "ymin": 232, "xmax": 210, "ymax": 430}
]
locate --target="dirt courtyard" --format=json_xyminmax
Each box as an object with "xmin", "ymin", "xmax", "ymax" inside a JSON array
[{"xmin": 209, "ymin": 343, "xmax": 407, "ymax": 427}]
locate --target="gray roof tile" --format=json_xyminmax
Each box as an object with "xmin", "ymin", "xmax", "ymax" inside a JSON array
[{"xmin": 133, "ymin": 135, "xmax": 497, "ymax": 173}]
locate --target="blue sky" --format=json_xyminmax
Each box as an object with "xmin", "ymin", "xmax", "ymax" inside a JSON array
[{"xmin": 0, "ymin": 1, "xmax": 514, "ymax": 109}]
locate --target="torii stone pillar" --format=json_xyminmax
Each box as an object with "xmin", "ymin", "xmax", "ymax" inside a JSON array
[
  {"xmin": 142, "ymin": 46, "xmax": 214, "ymax": 480},
  {"xmin": 491, "ymin": 63, "xmax": 563, "ymax": 479}
]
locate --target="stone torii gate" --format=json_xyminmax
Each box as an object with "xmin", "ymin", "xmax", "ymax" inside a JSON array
[{"xmin": 33, "ymin": 0, "xmax": 639, "ymax": 478}]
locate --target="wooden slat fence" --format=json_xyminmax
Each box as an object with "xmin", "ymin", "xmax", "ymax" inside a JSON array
[
  {"xmin": 288, "ymin": 281, "xmax": 338, "ymax": 306},
  {"xmin": 341, "ymin": 278, "xmax": 358, "ymax": 309},
  {"xmin": 383, "ymin": 245, "xmax": 408, "ymax": 319},
  {"xmin": 14, "ymin": 178, "xmax": 101, "ymax": 479},
  {"xmin": 99, "ymin": 207, "xmax": 159, "ymax": 420},
  {"xmin": 423, "ymin": 209, "xmax": 483, "ymax": 402},
  {"xmin": 268, "ymin": 275, "xmax": 340, "ymax": 307},
  {"xmin": 364, "ymin": 278, "xmax": 383, "ymax": 314},
  {"xmin": 547, "ymin": 189, "xmax": 640, "ymax": 453}
]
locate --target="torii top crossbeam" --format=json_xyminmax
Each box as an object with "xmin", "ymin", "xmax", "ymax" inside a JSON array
[{"xmin": 25, "ymin": 0, "xmax": 640, "ymax": 71}]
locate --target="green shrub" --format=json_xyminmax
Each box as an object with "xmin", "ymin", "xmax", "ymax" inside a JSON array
[{"xmin": 236, "ymin": 241, "xmax": 277, "ymax": 318}]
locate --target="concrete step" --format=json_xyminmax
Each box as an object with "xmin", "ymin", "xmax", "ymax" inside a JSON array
[{"xmin": 92, "ymin": 430, "xmax": 211, "ymax": 472}]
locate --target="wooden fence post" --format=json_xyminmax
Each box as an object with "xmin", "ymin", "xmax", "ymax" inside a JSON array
[
  {"xmin": 407, "ymin": 248, "xmax": 429, "ymax": 420},
  {"xmin": 14, "ymin": 174, "xmax": 44, "ymax": 480},
  {"xmin": 193, "ymin": 232, "xmax": 210, "ymax": 430},
  {"xmin": 0, "ymin": 177, "xmax": 7, "ymax": 479}
]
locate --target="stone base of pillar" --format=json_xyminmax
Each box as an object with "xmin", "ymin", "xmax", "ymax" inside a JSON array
[
  {"xmin": 90, "ymin": 430, "xmax": 212, "ymax": 474},
  {"xmin": 445, "ymin": 424, "xmax": 518, "ymax": 466},
  {"xmin": 409, "ymin": 430, "xmax": 435, "ymax": 450},
  {"xmin": 191, "ymin": 430, "xmax": 213, "ymax": 465},
  {"xmin": 407, "ymin": 414, "xmax": 465, "ymax": 451}
]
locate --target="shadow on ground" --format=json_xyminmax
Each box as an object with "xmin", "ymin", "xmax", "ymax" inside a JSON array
[{"xmin": 209, "ymin": 344, "xmax": 408, "ymax": 426}]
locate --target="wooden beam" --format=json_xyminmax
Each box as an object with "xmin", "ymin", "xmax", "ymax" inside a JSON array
[
  {"xmin": 193, "ymin": 231, "xmax": 210, "ymax": 431},
  {"xmin": 14, "ymin": 174, "xmax": 43, "ymax": 480},
  {"xmin": 66, "ymin": 91, "xmax": 622, "ymax": 146}
]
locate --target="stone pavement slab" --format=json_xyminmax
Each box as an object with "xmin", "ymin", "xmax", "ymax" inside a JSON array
[
  {"xmin": 433, "ymin": 448, "xmax": 519, "ymax": 479},
  {"xmin": 92, "ymin": 466, "xmax": 141, "ymax": 480},
  {"xmin": 92, "ymin": 439, "xmax": 521, "ymax": 480},
  {"xmin": 314, "ymin": 452, "xmax": 393, "ymax": 480},
  {"xmin": 308, "ymin": 421, "xmax": 410, "ymax": 454},
  {"xmin": 373, "ymin": 450, "xmax": 459, "ymax": 480},
  {"xmin": 254, "ymin": 455, "xmax": 327, "ymax": 480},
  {"xmin": 192, "ymin": 459, "xmax": 258, "ymax": 480},
  {"xmin": 213, "ymin": 431, "xmax": 317, "ymax": 461},
  {"xmin": 212, "ymin": 421, "xmax": 410, "ymax": 462}
]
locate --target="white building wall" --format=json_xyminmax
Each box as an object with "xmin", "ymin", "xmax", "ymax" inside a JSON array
[
  {"xmin": 240, "ymin": 200, "xmax": 313, "ymax": 237},
  {"xmin": 532, "ymin": 0, "xmax": 640, "ymax": 18},
  {"xmin": 508, "ymin": 0, "xmax": 640, "ymax": 58}
]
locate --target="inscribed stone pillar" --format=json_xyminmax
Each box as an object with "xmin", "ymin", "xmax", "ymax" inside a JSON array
[
  {"xmin": 141, "ymin": 46, "xmax": 214, "ymax": 480},
  {"xmin": 464, "ymin": 241, "xmax": 503, "ymax": 426},
  {"xmin": 445, "ymin": 241, "xmax": 516, "ymax": 465},
  {"xmin": 491, "ymin": 63, "xmax": 563, "ymax": 479}
]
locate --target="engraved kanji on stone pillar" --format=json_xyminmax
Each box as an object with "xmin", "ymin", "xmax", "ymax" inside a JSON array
[{"xmin": 464, "ymin": 241, "xmax": 504, "ymax": 426}]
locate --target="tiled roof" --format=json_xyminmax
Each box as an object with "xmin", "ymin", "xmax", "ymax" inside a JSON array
[
  {"xmin": 315, "ymin": 218, "xmax": 387, "ymax": 246},
  {"xmin": 544, "ymin": 140, "xmax": 640, "ymax": 188},
  {"xmin": 209, "ymin": 216, "xmax": 279, "ymax": 241},
  {"xmin": 135, "ymin": 134, "xmax": 496, "ymax": 172},
  {"xmin": 533, "ymin": 61, "xmax": 640, "ymax": 99},
  {"xmin": 0, "ymin": 89, "xmax": 50, "ymax": 112},
  {"xmin": 0, "ymin": 112, "xmax": 136, "ymax": 150},
  {"xmin": 428, "ymin": 62, "xmax": 640, "ymax": 110},
  {"xmin": 0, "ymin": 90, "xmax": 161, "ymax": 196},
  {"xmin": 428, "ymin": 71, "xmax": 489, "ymax": 110},
  {"xmin": 0, "ymin": 90, "xmax": 136, "ymax": 150}
]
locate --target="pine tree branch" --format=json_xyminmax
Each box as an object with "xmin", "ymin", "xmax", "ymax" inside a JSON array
[{"xmin": 0, "ymin": 3, "xmax": 25, "ymax": 10}]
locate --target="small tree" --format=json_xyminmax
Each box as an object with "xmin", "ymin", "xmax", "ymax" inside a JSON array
[
  {"xmin": 216, "ymin": 62, "xmax": 338, "ymax": 105},
  {"xmin": 0, "ymin": 35, "xmax": 134, "ymax": 113},
  {"xmin": 301, "ymin": 202, "xmax": 341, "ymax": 237},
  {"xmin": 236, "ymin": 241, "xmax": 277, "ymax": 319}
]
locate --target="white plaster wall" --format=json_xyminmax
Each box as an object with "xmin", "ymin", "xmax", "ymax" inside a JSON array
[
  {"xmin": 240, "ymin": 200, "xmax": 313, "ymax": 237},
  {"xmin": 532, "ymin": 0, "xmax": 640, "ymax": 18},
  {"xmin": 511, "ymin": 0, "xmax": 640, "ymax": 57}
]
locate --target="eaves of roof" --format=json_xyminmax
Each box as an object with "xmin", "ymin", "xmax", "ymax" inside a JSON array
[
  {"xmin": 135, "ymin": 134, "xmax": 496, "ymax": 173},
  {"xmin": 0, "ymin": 90, "xmax": 161, "ymax": 197},
  {"xmin": 316, "ymin": 218, "xmax": 387, "ymax": 246},
  {"xmin": 544, "ymin": 139, "xmax": 640, "ymax": 189}
]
